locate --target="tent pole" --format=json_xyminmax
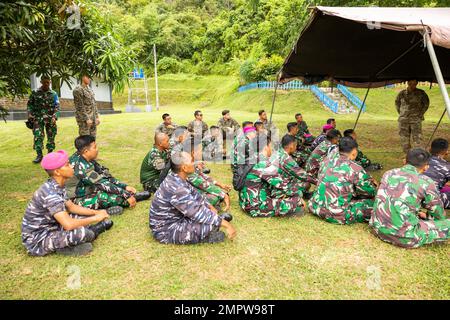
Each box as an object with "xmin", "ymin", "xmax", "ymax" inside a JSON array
[
  {"xmin": 353, "ymin": 85, "xmax": 371, "ymax": 130},
  {"xmin": 423, "ymin": 30, "xmax": 450, "ymax": 120},
  {"xmin": 426, "ymin": 108, "xmax": 447, "ymax": 148},
  {"xmin": 268, "ymin": 75, "xmax": 280, "ymax": 128}
]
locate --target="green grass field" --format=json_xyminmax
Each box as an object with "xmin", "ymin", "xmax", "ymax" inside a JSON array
[{"xmin": 0, "ymin": 75, "xmax": 449, "ymax": 299}]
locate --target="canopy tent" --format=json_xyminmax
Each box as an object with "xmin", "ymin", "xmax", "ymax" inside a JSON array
[{"xmin": 272, "ymin": 6, "xmax": 450, "ymax": 137}]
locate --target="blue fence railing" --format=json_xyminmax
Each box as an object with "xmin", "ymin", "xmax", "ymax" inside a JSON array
[
  {"xmin": 336, "ymin": 84, "xmax": 366, "ymax": 112},
  {"xmin": 238, "ymin": 80, "xmax": 310, "ymax": 92},
  {"xmin": 310, "ymin": 85, "xmax": 339, "ymax": 113}
]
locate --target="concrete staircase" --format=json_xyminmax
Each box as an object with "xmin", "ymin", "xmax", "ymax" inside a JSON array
[{"xmin": 320, "ymin": 87, "xmax": 357, "ymax": 114}]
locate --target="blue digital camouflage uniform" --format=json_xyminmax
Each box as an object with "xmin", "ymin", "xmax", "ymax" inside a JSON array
[
  {"xmin": 239, "ymin": 155, "xmax": 304, "ymax": 217},
  {"xmin": 67, "ymin": 152, "xmax": 131, "ymax": 209},
  {"xmin": 423, "ymin": 156, "xmax": 450, "ymax": 209},
  {"xmin": 308, "ymin": 153, "xmax": 377, "ymax": 224},
  {"xmin": 27, "ymin": 87, "xmax": 60, "ymax": 154},
  {"xmin": 22, "ymin": 179, "xmax": 95, "ymax": 256},
  {"xmin": 149, "ymin": 172, "xmax": 223, "ymax": 244},
  {"xmin": 370, "ymin": 164, "xmax": 449, "ymax": 248}
]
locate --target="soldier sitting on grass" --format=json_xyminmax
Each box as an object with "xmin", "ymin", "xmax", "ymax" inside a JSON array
[
  {"xmin": 308, "ymin": 137, "xmax": 378, "ymax": 225},
  {"xmin": 287, "ymin": 122, "xmax": 310, "ymax": 168},
  {"xmin": 305, "ymin": 129, "xmax": 341, "ymax": 180},
  {"xmin": 67, "ymin": 135, "xmax": 150, "ymax": 215},
  {"xmin": 424, "ymin": 138, "xmax": 450, "ymax": 209},
  {"xmin": 343, "ymin": 129, "xmax": 383, "ymax": 172},
  {"xmin": 140, "ymin": 133, "xmax": 171, "ymax": 193},
  {"xmin": 310, "ymin": 124, "xmax": 334, "ymax": 151},
  {"xmin": 370, "ymin": 148, "xmax": 449, "ymax": 248},
  {"xmin": 240, "ymin": 135, "xmax": 306, "ymax": 217},
  {"xmin": 22, "ymin": 150, "xmax": 113, "ymax": 256},
  {"xmin": 270, "ymin": 134, "xmax": 316, "ymax": 197},
  {"xmin": 149, "ymin": 151, "xmax": 236, "ymax": 245}
]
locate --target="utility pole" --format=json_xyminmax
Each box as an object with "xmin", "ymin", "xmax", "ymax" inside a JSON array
[{"xmin": 153, "ymin": 44, "xmax": 159, "ymax": 111}]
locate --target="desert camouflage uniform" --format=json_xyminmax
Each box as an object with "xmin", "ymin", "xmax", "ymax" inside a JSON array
[
  {"xmin": 187, "ymin": 120, "xmax": 208, "ymax": 140},
  {"xmin": 217, "ymin": 117, "xmax": 240, "ymax": 136},
  {"xmin": 305, "ymin": 140, "xmax": 337, "ymax": 179},
  {"xmin": 395, "ymin": 88, "xmax": 429, "ymax": 153},
  {"xmin": 423, "ymin": 156, "xmax": 450, "ymax": 208},
  {"xmin": 308, "ymin": 153, "xmax": 377, "ymax": 224},
  {"xmin": 140, "ymin": 146, "xmax": 170, "ymax": 192},
  {"xmin": 270, "ymin": 149, "xmax": 316, "ymax": 193},
  {"xmin": 67, "ymin": 152, "xmax": 131, "ymax": 209},
  {"xmin": 73, "ymin": 85, "xmax": 99, "ymax": 137},
  {"xmin": 149, "ymin": 171, "xmax": 223, "ymax": 244},
  {"xmin": 155, "ymin": 122, "xmax": 178, "ymax": 138},
  {"xmin": 27, "ymin": 87, "xmax": 60, "ymax": 154},
  {"xmin": 21, "ymin": 179, "xmax": 95, "ymax": 256},
  {"xmin": 239, "ymin": 155, "xmax": 304, "ymax": 217},
  {"xmin": 188, "ymin": 168, "xmax": 227, "ymax": 207},
  {"xmin": 370, "ymin": 164, "xmax": 449, "ymax": 248}
]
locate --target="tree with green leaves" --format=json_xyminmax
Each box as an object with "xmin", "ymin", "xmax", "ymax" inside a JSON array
[{"xmin": 0, "ymin": 0, "xmax": 138, "ymax": 101}]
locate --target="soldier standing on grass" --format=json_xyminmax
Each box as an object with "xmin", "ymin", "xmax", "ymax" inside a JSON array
[
  {"xmin": 27, "ymin": 75, "xmax": 60, "ymax": 164},
  {"xmin": 395, "ymin": 80, "xmax": 430, "ymax": 154},
  {"xmin": 73, "ymin": 75, "xmax": 100, "ymax": 137}
]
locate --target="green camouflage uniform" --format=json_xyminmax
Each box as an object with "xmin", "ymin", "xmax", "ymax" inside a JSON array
[
  {"xmin": 370, "ymin": 164, "xmax": 449, "ymax": 248},
  {"xmin": 305, "ymin": 140, "xmax": 337, "ymax": 179},
  {"xmin": 73, "ymin": 85, "xmax": 99, "ymax": 137},
  {"xmin": 155, "ymin": 122, "xmax": 178, "ymax": 138},
  {"xmin": 308, "ymin": 153, "xmax": 377, "ymax": 225},
  {"xmin": 270, "ymin": 149, "xmax": 316, "ymax": 193},
  {"xmin": 66, "ymin": 152, "xmax": 132, "ymax": 209},
  {"xmin": 395, "ymin": 88, "xmax": 429, "ymax": 153},
  {"xmin": 187, "ymin": 169, "xmax": 227, "ymax": 207},
  {"xmin": 355, "ymin": 149, "xmax": 371, "ymax": 168},
  {"xmin": 27, "ymin": 87, "xmax": 60, "ymax": 154},
  {"xmin": 239, "ymin": 155, "xmax": 304, "ymax": 217},
  {"xmin": 140, "ymin": 146, "xmax": 170, "ymax": 192},
  {"xmin": 291, "ymin": 133, "xmax": 310, "ymax": 168}
]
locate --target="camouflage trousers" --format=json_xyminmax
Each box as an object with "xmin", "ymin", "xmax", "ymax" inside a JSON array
[
  {"xmin": 28, "ymin": 214, "xmax": 95, "ymax": 256},
  {"xmin": 196, "ymin": 185, "xmax": 225, "ymax": 207},
  {"xmin": 153, "ymin": 219, "xmax": 222, "ymax": 245},
  {"xmin": 142, "ymin": 180, "xmax": 159, "ymax": 193},
  {"xmin": 73, "ymin": 191, "xmax": 129, "ymax": 209},
  {"xmin": 240, "ymin": 188, "xmax": 305, "ymax": 218},
  {"xmin": 33, "ymin": 120, "xmax": 57, "ymax": 154},
  {"xmin": 398, "ymin": 121, "xmax": 422, "ymax": 154},
  {"xmin": 309, "ymin": 198, "xmax": 374, "ymax": 225},
  {"xmin": 372, "ymin": 218, "xmax": 450, "ymax": 248},
  {"xmin": 77, "ymin": 121, "xmax": 97, "ymax": 137}
]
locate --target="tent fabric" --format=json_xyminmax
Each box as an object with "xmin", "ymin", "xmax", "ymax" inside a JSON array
[{"xmin": 279, "ymin": 7, "xmax": 450, "ymax": 87}]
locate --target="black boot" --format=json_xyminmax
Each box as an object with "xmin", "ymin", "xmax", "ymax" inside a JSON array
[
  {"xmin": 55, "ymin": 243, "xmax": 93, "ymax": 256},
  {"xmin": 202, "ymin": 168, "xmax": 211, "ymax": 174},
  {"xmin": 88, "ymin": 219, "xmax": 113, "ymax": 238},
  {"xmin": 32, "ymin": 152, "xmax": 43, "ymax": 164},
  {"xmin": 106, "ymin": 206, "xmax": 124, "ymax": 216},
  {"xmin": 47, "ymin": 149, "xmax": 54, "ymax": 154},
  {"xmin": 219, "ymin": 212, "xmax": 233, "ymax": 222},
  {"xmin": 134, "ymin": 191, "xmax": 151, "ymax": 202}
]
